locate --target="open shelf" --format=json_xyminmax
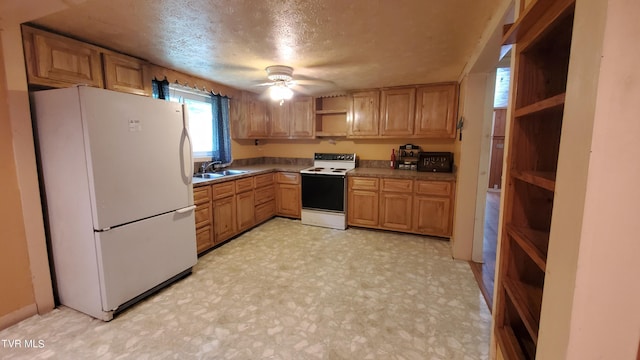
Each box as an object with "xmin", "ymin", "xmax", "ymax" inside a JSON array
[
  {"xmin": 503, "ymin": 278, "xmax": 543, "ymax": 343},
  {"xmin": 511, "ymin": 170, "xmax": 556, "ymax": 192},
  {"xmin": 502, "ymin": 0, "xmax": 575, "ymax": 45},
  {"xmin": 514, "ymin": 93, "xmax": 565, "ymax": 118},
  {"xmin": 315, "ymin": 96, "xmax": 347, "ymax": 137},
  {"xmin": 496, "ymin": 326, "xmax": 527, "ymax": 360},
  {"xmin": 506, "ymin": 224, "xmax": 549, "ymax": 271}
]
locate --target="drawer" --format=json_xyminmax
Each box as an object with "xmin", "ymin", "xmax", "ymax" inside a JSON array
[
  {"xmin": 415, "ymin": 180, "xmax": 452, "ymax": 197},
  {"xmin": 193, "ymin": 185, "xmax": 211, "ymax": 204},
  {"xmin": 195, "ymin": 225, "xmax": 213, "ymax": 254},
  {"xmin": 255, "ymin": 184, "xmax": 275, "ymax": 205},
  {"xmin": 349, "ymin": 177, "xmax": 379, "ymax": 191},
  {"xmin": 381, "ymin": 178, "xmax": 413, "ymax": 193},
  {"xmin": 254, "ymin": 173, "xmax": 274, "ymax": 188},
  {"xmin": 212, "ymin": 181, "xmax": 235, "ymax": 199},
  {"xmin": 276, "ymin": 172, "xmax": 300, "ymax": 185},
  {"xmin": 194, "ymin": 203, "xmax": 212, "ymax": 228},
  {"xmin": 255, "ymin": 200, "xmax": 276, "ymax": 223},
  {"xmin": 235, "ymin": 177, "xmax": 254, "ymax": 193}
]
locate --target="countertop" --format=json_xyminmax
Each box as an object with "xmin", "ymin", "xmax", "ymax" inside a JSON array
[
  {"xmin": 193, "ymin": 164, "xmax": 456, "ymax": 186},
  {"xmin": 192, "ymin": 164, "xmax": 308, "ymax": 186},
  {"xmin": 348, "ymin": 168, "xmax": 456, "ymax": 181}
]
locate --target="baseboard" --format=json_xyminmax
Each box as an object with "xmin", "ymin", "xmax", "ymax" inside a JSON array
[{"xmin": 0, "ymin": 303, "xmax": 37, "ymax": 330}]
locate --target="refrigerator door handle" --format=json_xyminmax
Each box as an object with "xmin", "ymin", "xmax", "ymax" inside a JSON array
[
  {"xmin": 180, "ymin": 105, "xmax": 194, "ymax": 185},
  {"xmin": 175, "ymin": 205, "xmax": 196, "ymax": 214}
]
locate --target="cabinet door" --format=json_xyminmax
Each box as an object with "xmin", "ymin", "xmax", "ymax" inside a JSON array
[
  {"xmin": 276, "ymin": 184, "xmax": 301, "ymax": 218},
  {"xmin": 255, "ymin": 201, "xmax": 276, "ymax": 224},
  {"xmin": 268, "ymin": 102, "xmax": 291, "ymax": 137},
  {"xmin": 103, "ymin": 53, "xmax": 151, "ymax": 96},
  {"xmin": 414, "ymin": 83, "xmax": 458, "ymax": 138},
  {"xmin": 379, "ymin": 193, "xmax": 412, "ymax": 231},
  {"xmin": 290, "ymin": 96, "xmax": 315, "ymax": 138},
  {"xmin": 348, "ymin": 90, "xmax": 380, "ymax": 137},
  {"xmin": 348, "ymin": 190, "xmax": 379, "ymax": 227},
  {"xmin": 214, "ymin": 196, "xmax": 236, "ymax": 244},
  {"xmin": 247, "ymin": 93, "xmax": 269, "ymax": 138},
  {"xmin": 23, "ymin": 26, "xmax": 104, "ymax": 88},
  {"xmin": 195, "ymin": 225, "xmax": 214, "ymax": 254},
  {"xmin": 236, "ymin": 191, "xmax": 255, "ymax": 232},
  {"xmin": 413, "ymin": 196, "xmax": 452, "ymax": 236},
  {"xmin": 380, "ymin": 87, "xmax": 416, "ymax": 137}
]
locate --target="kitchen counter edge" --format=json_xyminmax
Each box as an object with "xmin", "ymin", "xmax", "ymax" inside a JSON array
[
  {"xmin": 192, "ymin": 164, "xmax": 307, "ymax": 186},
  {"xmin": 347, "ymin": 168, "xmax": 456, "ymax": 181}
]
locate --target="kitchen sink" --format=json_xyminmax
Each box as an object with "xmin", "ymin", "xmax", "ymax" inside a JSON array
[
  {"xmin": 193, "ymin": 170, "xmax": 248, "ymax": 179},
  {"xmin": 193, "ymin": 173, "xmax": 225, "ymax": 179},
  {"xmin": 215, "ymin": 170, "xmax": 248, "ymax": 176}
]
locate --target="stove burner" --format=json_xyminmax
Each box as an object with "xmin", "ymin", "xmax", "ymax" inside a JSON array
[
  {"xmin": 309, "ymin": 168, "xmax": 325, "ymax": 172},
  {"xmin": 333, "ymin": 168, "xmax": 347, "ymax": 172}
]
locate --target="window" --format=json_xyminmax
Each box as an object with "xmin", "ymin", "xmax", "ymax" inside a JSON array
[{"xmin": 155, "ymin": 82, "xmax": 231, "ymax": 164}]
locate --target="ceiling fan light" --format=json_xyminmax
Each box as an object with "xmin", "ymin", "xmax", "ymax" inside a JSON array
[
  {"xmin": 266, "ymin": 65, "xmax": 294, "ymax": 82},
  {"xmin": 270, "ymin": 84, "xmax": 293, "ymax": 101}
]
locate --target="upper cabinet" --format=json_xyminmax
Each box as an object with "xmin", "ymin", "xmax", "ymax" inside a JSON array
[
  {"xmin": 231, "ymin": 91, "xmax": 265, "ymax": 139},
  {"xmin": 380, "ymin": 87, "xmax": 416, "ymax": 137},
  {"xmin": 348, "ymin": 90, "xmax": 380, "ymax": 137},
  {"xmin": 414, "ymin": 83, "xmax": 458, "ymax": 138},
  {"xmin": 102, "ymin": 52, "xmax": 152, "ymax": 96},
  {"xmin": 22, "ymin": 26, "xmax": 104, "ymax": 89},
  {"xmin": 347, "ymin": 83, "xmax": 458, "ymax": 140},
  {"xmin": 267, "ymin": 96, "xmax": 314, "ymax": 139}
]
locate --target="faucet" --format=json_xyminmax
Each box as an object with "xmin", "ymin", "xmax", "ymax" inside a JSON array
[{"xmin": 200, "ymin": 160, "xmax": 222, "ymax": 173}]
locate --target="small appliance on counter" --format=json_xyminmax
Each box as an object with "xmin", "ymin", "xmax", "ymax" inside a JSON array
[
  {"xmin": 417, "ymin": 152, "xmax": 454, "ymax": 172},
  {"xmin": 395, "ymin": 144, "xmax": 420, "ymax": 170}
]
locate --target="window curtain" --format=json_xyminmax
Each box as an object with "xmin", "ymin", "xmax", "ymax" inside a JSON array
[
  {"xmin": 211, "ymin": 94, "xmax": 232, "ymax": 164},
  {"xmin": 152, "ymin": 78, "xmax": 170, "ymax": 100}
]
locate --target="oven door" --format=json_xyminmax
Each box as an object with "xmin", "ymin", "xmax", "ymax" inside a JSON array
[{"xmin": 301, "ymin": 174, "xmax": 345, "ymax": 212}]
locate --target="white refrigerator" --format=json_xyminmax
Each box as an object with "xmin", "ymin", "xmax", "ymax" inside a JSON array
[{"xmin": 32, "ymin": 86, "xmax": 197, "ymax": 321}]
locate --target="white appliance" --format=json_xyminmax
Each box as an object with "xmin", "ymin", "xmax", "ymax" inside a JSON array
[
  {"xmin": 32, "ymin": 86, "xmax": 197, "ymax": 321},
  {"xmin": 300, "ymin": 153, "xmax": 356, "ymax": 230}
]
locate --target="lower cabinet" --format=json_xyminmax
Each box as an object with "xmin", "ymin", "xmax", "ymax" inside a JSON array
[
  {"xmin": 276, "ymin": 172, "xmax": 301, "ymax": 218},
  {"xmin": 236, "ymin": 190, "xmax": 255, "ymax": 233},
  {"xmin": 255, "ymin": 173, "xmax": 276, "ymax": 224},
  {"xmin": 379, "ymin": 178, "xmax": 413, "ymax": 231},
  {"xmin": 213, "ymin": 195, "xmax": 236, "ymax": 244},
  {"xmin": 193, "ymin": 185, "xmax": 214, "ymax": 253},
  {"xmin": 347, "ymin": 176, "xmax": 455, "ymax": 237}
]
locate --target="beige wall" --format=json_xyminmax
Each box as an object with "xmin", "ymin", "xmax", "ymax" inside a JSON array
[
  {"xmin": 232, "ymin": 137, "xmax": 455, "ymax": 161},
  {"xmin": 0, "ymin": 28, "xmax": 37, "ymax": 328},
  {"xmin": 562, "ymin": 0, "xmax": 640, "ymax": 358}
]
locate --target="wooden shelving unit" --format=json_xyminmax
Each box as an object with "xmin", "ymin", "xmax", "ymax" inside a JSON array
[
  {"xmin": 314, "ymin": 96, "xmax": 347, "ymax": 137},
  {"xmin": 494, "ymin": 0, "xmax": 575, "ymax": 358}
]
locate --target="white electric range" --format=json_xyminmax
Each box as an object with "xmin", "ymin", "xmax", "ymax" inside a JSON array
[{"xmin": 300, "ymin": 153, "xmax": 356, "ymax": 230}]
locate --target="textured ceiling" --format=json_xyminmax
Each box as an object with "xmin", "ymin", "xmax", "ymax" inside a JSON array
[{"xmin": 28, "ymin": 0, "xmax": 503, "ymax": 96}]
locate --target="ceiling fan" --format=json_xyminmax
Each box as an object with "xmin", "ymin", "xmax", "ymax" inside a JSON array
[{"xmin": 258, "ymin": 65, "xmax": 295, "ymax": 104}]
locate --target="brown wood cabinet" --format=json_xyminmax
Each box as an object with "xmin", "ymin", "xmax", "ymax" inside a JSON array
[
  {"xmin": 22, "ymin": 25, "xmax": 104, "ymax": 89},
  {"xmin": 347, "ymin": 177, "xmax": 380, "ymax": 227},
  {"xmin": 379, "ymin": 178, "xmax": 413, "ymax": 231},
  {"xmin": 267, "ymin": 96, "xmax": 314, "ymax": 138},
  {"xmin": 235, "ymin": 177, "xmax": 255, "ymax": 233},
  {"xmin": 494, "ymin": 1, "xmax": 575, "ymax": 358},
  {"xmin": 212, "ymin": 181, "xmax": 236, "ymax": 243},
  {"xmin": 348, "ymin": 90, "xmax": 380, "ymax": 137},
  {"xmin": 254, "ymin": 173, "xmax": 276, "ymax": 224},
  {"xmin": 102, "ymin": 52, "xmax": 151, "ymax": 96},
  {"xmin": 348, "ymin": 84, "xmax": 458, "ymax": 139},
  {"xmin": 347, "ymin": 175, "xmax": 455, "ymax": 237},
  {"xmin": 275, "ymin": 172, "xmax": 301, "ymax": 218},
  {"xmin": 193, "ymin": 185, "xmax": 214, "ymax": 253},
  {"xmin": 380, "ymin": 87, "xmax": 416, "ymax": 137},
  {"xmin": 231, "ymin": 91, "xmax": 269, "ymax": 139},
  {"xmin": 414, "ymin": 83, "xmax": 458, "ymax": 138},
  {"xmin": 412, "ymin": 181, "xmax": 454, "ymax": 236}
]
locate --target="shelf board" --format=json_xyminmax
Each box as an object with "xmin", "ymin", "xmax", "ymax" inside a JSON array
[
  {"xmin": 515, "ymin": 93, "xmax": 566, "ymax": 118},
  {"xmin": 315, "ymin": 131, "xmax": 347, "ymax": 137},
  {"xmin": 506, "ymin": 224, "xmax": 549, "ymax": 271},
  {"xmin": 502, "ymin": 278, "xmax": 543, "ymax": 344},
  {"xmin": 502, "ymin": 0, "xmax": 575, "ymax": 45},
  {"xmin": 496, "ymin": 326, "xmax": 527, "ymax": 360},
  {"xmin": 315, "ymin": 109, "xmax": 347, "ymax": 115},
  {"xmin": 511, "ymin": 169, "xmax": 556, "ymax": 192}
]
